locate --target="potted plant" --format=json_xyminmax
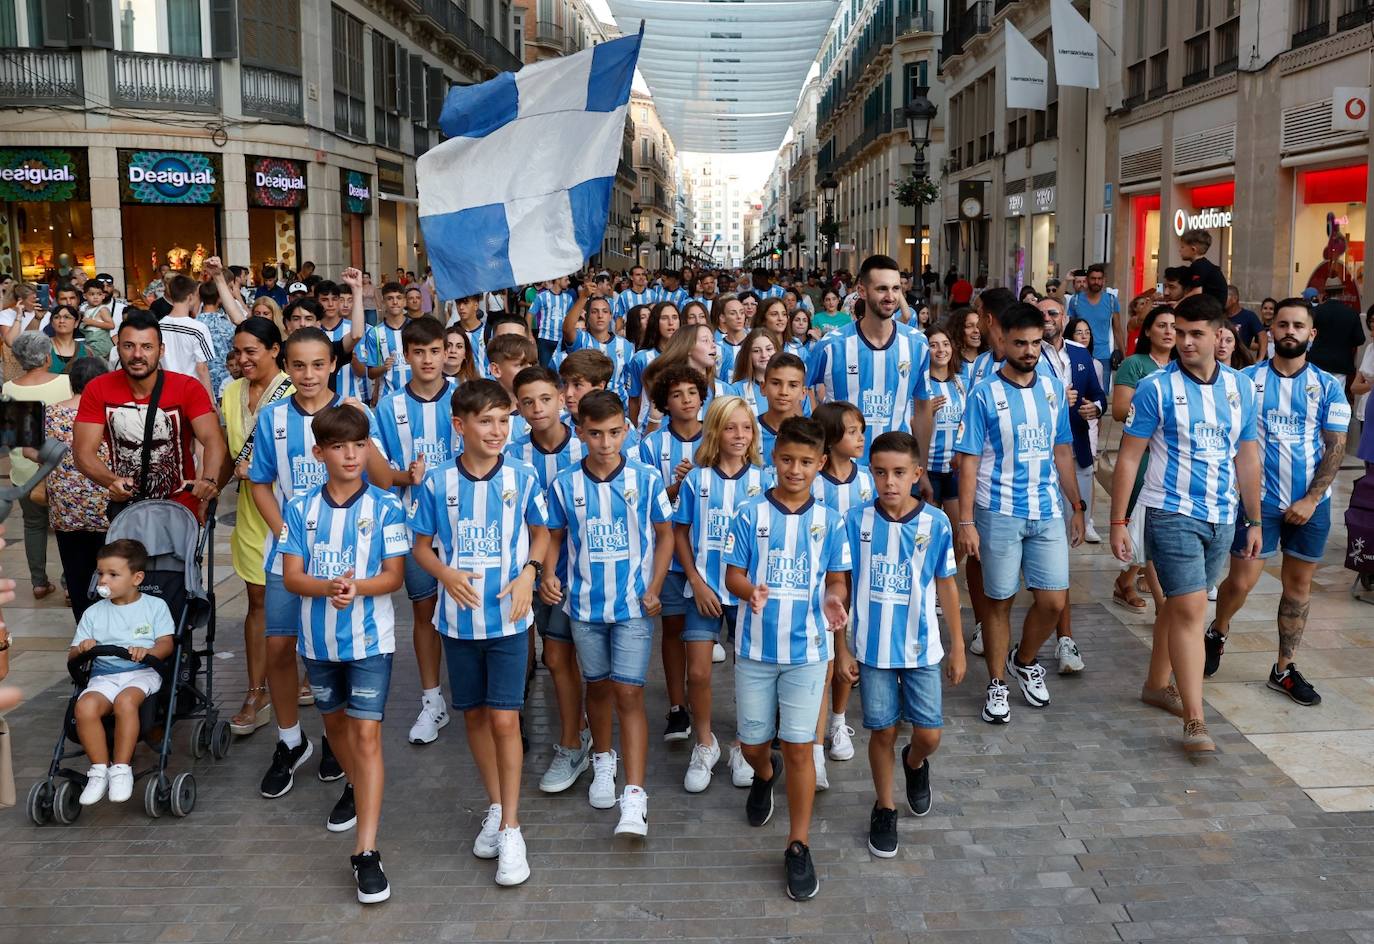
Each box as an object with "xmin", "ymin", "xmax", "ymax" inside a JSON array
[{"xmin": 892, "ymin": 173, "xmax": 939, "ymax": 208}]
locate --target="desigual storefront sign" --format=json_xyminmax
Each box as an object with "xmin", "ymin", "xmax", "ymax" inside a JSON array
[
  {"xmin": 341, "ymin": 168, "xmax": 373, "ymax": 215},
  {"xmin": 0, "ymin": 147, "xmax": 87, "ymax": 202},
  {"xmin": 1173, "ymin": 206, "xmax": 1232, "ymax": 235},
  {"xmin": 118, "ymin": 150, "xmax": 224, "ymax": 205},
  {"xmin": 247, "ymin": 156, "xmax": 308, "ymax": 209}
]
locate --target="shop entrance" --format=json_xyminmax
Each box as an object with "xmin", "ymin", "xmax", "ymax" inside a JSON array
[{"xmin": 120, "ymin": 205, "xmax": 220, "ymax": 300}]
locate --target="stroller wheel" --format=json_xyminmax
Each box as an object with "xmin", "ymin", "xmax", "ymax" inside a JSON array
[
  {"xmin": 169, "ymin": 772, "xmax": 197, "ymax": 817},
  {"xmin": 26, "ymin": 780, "xmax": 54, "ymax": 826},
  {"xmin": 144, "ymin": 775, "xmax": 168, "ymax": 818},
  {"xmin": 210, "ymin": 719, "xmax": 232, "ymax": 760},
  {"xmin": 190, "ymin": 719, "xmax": 209, "ymax": 760},
  {"xmin": 52, "ymin": 780, "xmax": 82, "ymax": 825}
]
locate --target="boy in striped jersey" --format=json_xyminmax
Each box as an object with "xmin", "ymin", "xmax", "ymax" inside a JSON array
[
  {"xmin": 374, "ymin": 318, "xmax": 461, "ymax": 747},
  {"xmin": 1207, "ymin": 298, "xmax": 1349, "ymax": 706},
  {"xmin": 725, "ymin": 417, "xmax": 853, "ymax": 902},
  {"xmin": 540, "ymin": 391, "xmax": 674, "ymax": 838},
  {"xmin": 613, "ymin": 265, "xmax": 661, "ymax": 321},
  {"xmin": 561, "ymin": 284, "xmax": 634, "ymax": 403},
  {"xmin": 279, "ymin": 405, "xmax": 408, "ymax": 904},
  {"xmin": 529, "ymin": 275, "xmax": 574, "ymax": 368},
  {"xmin": 843, "ymin": 432, "xmax": 965, "ymax": 858},
  {"xmin": 559, "ymin": 349, "xmax": 642, "ymax": 456},
  {"xmin": 361, "ymin": 282, "xmax": 412, "ymax": 404},
  {"xmin": 317, "ymin": 275, "xmax": 370, "ymax": 401},
  {"xmin": 640, "ymin": 364, "xmax": 707, "ymax": 741},
  {"xmin": 410, "ymin": 380, "xmax": 551, "ymax": 887},
  {"xmin": 758, "ymin": 352, "xmax": 809, "ymax": 465},
  {"xmin": 504, "ymin": 366, "xmax": 594, "ymax": 794},
  {"xmin": 954, "ymin": 303, "xmax": 1085, "ymax": 727}
]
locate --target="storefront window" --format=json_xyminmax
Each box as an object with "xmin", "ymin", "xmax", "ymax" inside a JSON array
[
  {"xmin": 247, "ymin": 156, "xmax": 307, "ymax": 275},
  {"xmin": 1292, "ymin": 163, "xmax": 1366, "ymax": 309},
  {"xmin": 0, "ymin": 146, "xmax": 94, "ymax": 286},
  {"xmin": 1031, "ymin": 212, "xmax": 1055, "ymax": 288},
  {"xmin": 340, "ymin": 168, "xmax": 372, "ymax": 270},
  {"xmin": 1173, "ymin": 181, "xmax": 1234, "ymax": 279},
  {"xmin": 1131, "ymin": 193, "xmax": 1161, "ymax": 296},
  {"xmin": 118, "ymin": 149, "xmax": 223, "ymax": 299},
  {"xmin": 1005, "ymin": 210, "xmax": 1025, "ymax": 294}
]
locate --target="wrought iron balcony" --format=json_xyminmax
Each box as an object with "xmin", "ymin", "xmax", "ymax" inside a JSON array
[
  {"xmin": 1292, "ymin": 19, "xmax": 1330, "ymax": 47},
  {"xmin": 241, "ymin": 66, "xmax": 302, "ymax": 122},
  {"xmin": 110, "ymin": 51, "xmax": 218, "ymax": 111},
  {"xmin": 533, "ymin": 20, "xmax": 564, "ymax": 47},
  {"xmin": 0, "ymin": 47, "xmax": 82, "ymax": 106}
]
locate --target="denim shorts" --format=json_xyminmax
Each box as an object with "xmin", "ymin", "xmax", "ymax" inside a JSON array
[
  {"xmin": 404, "ymin": 553, "xmax": 438, "ymax": 602},
  {"xmin": 859, "ymin": 663, "xmax": 943, "ymax": 730},
  {"xmin": 659, "ymin": 571, "xmax": 690, "ymax": 617},
  {"xmin": 304, "ymin": 653, "xmax": 393, "ymax": 721},
  {"xmin": 974, "ymin": 507, "xmax": 1070, "ymax": 601},
  {"xmin": 442, "ymin": 631, "xmax": 529, "ymax": 712},
  {"xmin": 1230, "ymin": 499, "xmax": 1331, "ymax": 564},
  {"xmin": 534, "ymin": 598, "xmax": 573, "ymax": 642},
  {"xmin": 683, "ymin": 601, "xmax": 737, "ymax": 643},
  {"xmin": 264, "ymin": 571, "xmax": 298, "ymax": 638},
  {"xmin": 928, "ymin": 468, "xmax": 960, "ymax": 506},
  {"xmin": 1144, "ymin": 508, "xmax": 1231, "ymax": 598},
  {"xmin": 734, "ymin": 657, "xmax": 827, "ymax": 745},
  {"xmin": 570, "ymin": 617, "xmax": 654, "ymax": 687}
]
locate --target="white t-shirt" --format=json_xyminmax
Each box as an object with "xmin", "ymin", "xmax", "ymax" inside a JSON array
[
  {"xmin": 158, "ymin": 314, "xmax": 214, "ymax": 376},
  {"xmin": 0, "ymin": 307, "xmax": 49, "ymax": 332}
]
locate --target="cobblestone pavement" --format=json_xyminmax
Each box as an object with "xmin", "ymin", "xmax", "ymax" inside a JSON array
[{"xmin": 3, "ymin": 484, "xmax": 1374, "ymax": 943}]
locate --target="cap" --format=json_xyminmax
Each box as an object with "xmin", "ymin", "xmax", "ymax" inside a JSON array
[
  {"xmin": 1302, "ymin": 287, "xmax": 1320, "ymax": 301},
  {"xmin": 288, "ymin": 282, "xmax": 308, "ymax": 293},
  {"xmin": 1323, "ymin": 276, "xmax": 1344, "ymax": 291}
]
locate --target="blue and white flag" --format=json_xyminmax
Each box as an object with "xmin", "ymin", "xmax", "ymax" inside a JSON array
[{"xmin": 417, "ymin": 28, "xmax": 642, "ymax": 299}]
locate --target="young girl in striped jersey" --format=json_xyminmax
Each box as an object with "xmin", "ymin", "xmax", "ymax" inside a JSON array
[
  {"xmin": 640, "ymin": 324, "xmax": 729, "ymax": 433},
  {"xmin": 626, "ymin": 301, "xmax": 681, "ymax": 431},
  {"xmin": 728, "ymin": 328, "xmax": 778, "ymax": 416},
  {"xmin": 672, "ymin": 395, "xmax": 770, "ymax": 793}
]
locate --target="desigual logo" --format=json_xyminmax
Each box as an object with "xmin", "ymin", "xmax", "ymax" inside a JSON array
[
  {"xmin": 256, "ymin": 171, "xmax": 306, "ymax": 191},
  {"xmin": 0, "ymin": 164, "xmax": 74, "ymax": 185},
  {"xmin": 129, "ymin": 157, "xmax": 215, "ymax": 197},
  {"xmin": 348, "ymin": 182, "xmax": 370, "ymax": 200}
]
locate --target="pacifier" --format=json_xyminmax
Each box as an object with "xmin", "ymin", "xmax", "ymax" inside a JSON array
[{"xmin": 96, "ymin": 585, "xmax": 113, "ymax": 599}]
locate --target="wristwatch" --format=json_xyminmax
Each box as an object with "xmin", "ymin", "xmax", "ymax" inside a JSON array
[{"xmin": 1078, "ymin": 500, "xmax": 1087, "ymax": 512}]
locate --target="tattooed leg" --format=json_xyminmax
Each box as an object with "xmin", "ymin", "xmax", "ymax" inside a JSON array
[{"xmin": 1277, "ymin": 557, "xmax": 1318, "ymax": 671}]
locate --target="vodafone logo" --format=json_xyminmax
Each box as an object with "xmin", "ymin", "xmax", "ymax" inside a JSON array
[
  {"xmin": 1345, "ymin": 95, "xmax": 1367, "ymax": 122},
  {"xmin": 1173, "ymin": 206, "xmax": 1232, "ymax": 236}
]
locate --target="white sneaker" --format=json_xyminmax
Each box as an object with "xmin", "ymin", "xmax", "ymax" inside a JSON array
[
  {"xmin": 80, "ymin": 765, "xmax": 108, "ymax": 806},
  {"xmin": 407, "ymin": 698, "xmax": 450, "ymax": 745},
  {"xmin": 495, "ymin": 826, "xmax": 531, "ymax": 886},
  {"xmin": 588, "ymin": 750, "xmax": 618, "ymax": 809},
  {"xmin": 982, "ymin": 679, "xmax": 1011, "ymax": 724},
  {"xmin": 684, "ymin": 736, "xmax": 721, "ymax": 793},
  {"xmin": 615, "ymin": 786, "xmax": 648, "ymax": 836},
  {"xmin": 473, "ymin": 803, "xmax": 502, "ymax": 859},
  {"xmin": 1207, "ymin": 585, "xmax": 1219, "ymax": 602},
  {"xmin": 1056, "ymin": 636, "xmax": 1085, "ymax": 674},
  {"xmin": 812, "ymin": 743, "xmax": 829, "ymax": 792},
  {"xmin": 107, "ymin": 764, "xmax": 133, "ymax": 803},
  {"xmin": 1006, "ymin": 650, "xmax": 1051, "ymax": 707},
  {"xmin": 1083, "ymin": 523, "xmax": 1102, "ymax": 544},
  {"xmin": 828, "ymin": 717, "xmax": 855, "ymax": 761},
  {"xmin": 711, "ymin": 642, "xmax": 727, "ymax": 663},
  {"xmin": 968, "ymin": 623, "xmax": 984, "ymax": 655},
  {"xmin": 729, "ymin": 743, "xmax": 754, "ymax": 787}
]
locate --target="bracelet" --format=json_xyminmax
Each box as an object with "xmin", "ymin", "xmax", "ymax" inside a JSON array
[
  {"xmin": 957, "ymin": 520, "xmax": 976, "ymax": 527},
  {"xmin": 1110, "ymin": 519, "xmax": 1130, "ymax": 527},
  {"xmin": 1246, "ymin": 519, "xmax": 1263, "ymax": 527}
]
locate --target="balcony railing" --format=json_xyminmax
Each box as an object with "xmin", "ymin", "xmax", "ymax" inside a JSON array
[
  {"xmin": 897, "ymin": 9, "xmax": 936, "ymax": 35},
  {"xmin": 1214, "ymin": 55, "xmax": 1238, "ymax": 75},
  {"xmin": 1292, "ymin": 19, "xmax": 1330, "ymax": 47},
  {"xmin": 241, "ymin": 66, "xmax": 302, "ymax": 121},
  {"xmin": 533, "ymin": 20, "xmax": 564, "ymax": 46},
  {"xmin": 1338, "ymin": 3, "xmax": 1374, "ymax": 31},
  {"xmin": 0, "ymin": 47, "xmax": 83, "ymax": 106},
  {"xmin": 1148, "ymin": 82, "xmax": 1168, "ymax": 100},
  {"xmin": 110, "ymin": 51, "xmax": 218, "ymax": 111},
  {"xmin": 1182, "ymin": 66, "xmax": 1210, "ymax": 86},
  {"xmin": 941, "ymin": 0, "xmax": 991, "ymax": 61}
]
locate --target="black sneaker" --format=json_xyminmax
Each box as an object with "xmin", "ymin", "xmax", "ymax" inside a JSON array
[
  {"xmin": 867, "ymin": 805, "xmax": 898, "ymax": 858},
  {"xmin": 318, "ymin": 736, "xmax": 344, "ymax": 782},
  {"xmin": 350, "ymin": 849, "xmax": 390, "ymax": 904},
  {"xmin": 745, "ymin": 751, "xmax": 780, "ymax": 827},
  {"xmin": 902, "ymin": 746, "xmax": 932, "ymax": 817},
  {"xmin": 327, "ymin": 783, "xmax": 356, "ymax": 833},
  {"xmin": 1268, "ymin": 663, "xmax": 1321, "ymax": 706},
  {"xmin": 784, "ymin": 840, "xmax": 820, "ymax": 901},
  {"xmin": 1203, "ymin": 622, "xmax": 1227, "ymax": 677},
  {"xmin": 663, "ymin": 705, "xmax": 692, "ymax": 742},
  {"xmin": 260, "ymin": 738, "xmax": 313, "ymax": 798}
]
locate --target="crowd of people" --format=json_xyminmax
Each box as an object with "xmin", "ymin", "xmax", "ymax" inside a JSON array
[{"xmin": 0, "ymin": 226, "xmax": 1372, "ymax": 906}]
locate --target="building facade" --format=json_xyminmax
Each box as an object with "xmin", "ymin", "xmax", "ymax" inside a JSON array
[
  {"xmin": 0, "ymin": 0, "xmax": 521, "ymax": 298},
  {"xmin": 515, "ymin": 0, "xmax": 603, "ymax": 65},
  {"xmin": 815, "ymin": 0, "xmax": 945, "ymax": 275},
  {"xmin": 1109, "ymin": 0, "xmax": 1374, "ymax": 310},
  {"xmin": 630, "ymin": 91, "xmax": 677, "ymax": 272},
  {"xmin": 683, "ymin": 155, "xmax": 759, "ymax": 268}
]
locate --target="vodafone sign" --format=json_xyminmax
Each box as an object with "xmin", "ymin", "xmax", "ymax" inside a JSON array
[
  {"xmin": 1333, "ymin": 87, "xmax": 1371, "ymax": 131},
  {"xmin": 1173, "ymin": 206, "xmax": 1232, "ymax": 236}
]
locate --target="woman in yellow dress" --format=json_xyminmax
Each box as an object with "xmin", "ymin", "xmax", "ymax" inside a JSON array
[{"xmin": 220, "ymin": 317, "xmax": 291, "ymax": 735}]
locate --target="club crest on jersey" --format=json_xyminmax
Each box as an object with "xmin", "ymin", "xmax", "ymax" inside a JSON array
[
  {"xmin": 279, "ymin": 524, "xmax": 288, "ymax": 541},
  {"xmin": 914, "ymin": 532, "xmax": 930, "ymax": 550},
  {"xmin": 860, "ymin": 487, "xmax": 873, "ymax": 500},
  {"xmin": 357, "ymin": 518, "xmax": 373, "ymax": 535},
  {"xmin": 746, "ymin": 484, "xmax": 761, "ymax": 496},
  {"xmin": 1226, "ymin": 390, "xmax": 1240, "ymax": 409},
  {"xmin": 623, "ymin": 487, "xmax": 637, "ymax": 503},
  {"xmin": 1306, "ymin": 384, "xmax": 1320, "ymax": 399},
  {"xmin": 1046, "ymin": 389, "xmax": 1057, "ymax": 408},
  {"xmin": 898, "ymin": 360, "xmax": 910, "ymax": 376},
  {"xmin": 809, "ymin": 524, "xmax": 825, "ymax": 540},
  {"xmin": 1125, "ymin": 405, "xmax": 1136, "ymax": 425},
  {"xmin": 502, "ymin": 488, "xmax": 517, "ymax": 505}
]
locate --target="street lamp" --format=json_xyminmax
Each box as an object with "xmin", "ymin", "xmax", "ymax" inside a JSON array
[
  {"xmin": 654, "ymin": 218, "xmax": 666, "ymax": 269},
  {"xmin": 777, "ymin": 218, "xmax": 788, "ymax": 273},
  {"xmin": 820, "ymin": 174, "xmax": 839, "ymax": 276},
  {"xmin": 904, "ymin": 85, "xmax": 938, "ymax": 272}
]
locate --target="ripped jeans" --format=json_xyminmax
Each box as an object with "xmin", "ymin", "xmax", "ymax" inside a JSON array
[{"xmin": 303, "ymin": 653, "xmax": 394, "ymax": 721}]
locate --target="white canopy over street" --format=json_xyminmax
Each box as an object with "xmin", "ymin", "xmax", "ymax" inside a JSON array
[{"xmin": 606, "ymin": 0, "xmax": 836, "ymax": 152}]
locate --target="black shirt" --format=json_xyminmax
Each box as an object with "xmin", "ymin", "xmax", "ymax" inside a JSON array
[
  {"xmin": 1308, "ymin": 299, "xmax": 1365, "ymax": 377},
  {"xmin": 150, "ymin": 296, "xmax": 172, "ymax": 319},
  {"xmin": 1185, "ymin": 258, "xmax": 1228, "ymax": 307}
]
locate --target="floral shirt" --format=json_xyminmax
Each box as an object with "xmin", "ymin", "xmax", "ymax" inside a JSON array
[
  {"xmin": 197, "ymin": 309, "xmax": 235, "ymax": 400},
  {"xmin": 45, "ymin": 404, "xmax": 108, "ymax": 532}
]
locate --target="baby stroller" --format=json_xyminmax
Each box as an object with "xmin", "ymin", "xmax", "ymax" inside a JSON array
[
  {"xmin": 1348, "ymin": 467, "xmax": 1374, "ymax": 605},
  {"xmin": 27, "ymin": 499, "xmax": 226, "ymax": 824}
]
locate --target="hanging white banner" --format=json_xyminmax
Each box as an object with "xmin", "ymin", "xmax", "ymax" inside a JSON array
[
  {"xmin": 1332, "ymin": 87, "xmax": 1370, "ymax": 131},
  {"xmin": 1050, "ymin": 0, "xmax": 1100, "ymax": 89},
  {"xmin": 1004, "ymin": 20, "xmax": 1047, "ymax": 110}
]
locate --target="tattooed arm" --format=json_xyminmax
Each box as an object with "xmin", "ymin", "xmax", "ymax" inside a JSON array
[{"xmin": 1283, "ymin": 430, "xmax": 1346, "ymax": 526}]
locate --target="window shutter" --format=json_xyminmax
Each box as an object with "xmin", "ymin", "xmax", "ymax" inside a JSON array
[
  {"xmin": 40, "ymin": 0, "xmax": 67, "ymax": 47},
  {"xmin": 409, "ymin": 54, "xmax": 425, "ymax": 121},
  {"xmin": 210, "ymin": 0, "xmax": 238, "ymax": 59},
  {"xmin": 396, "ymin": 48, "xmax": 409, "ymax": 116},
  {"xmin": 372, "ymin": 31, "xmax": 384, "ymax": 105},
  {"xmin": 426, "ymin": 66, "xmax": 445, "ymax": 125},
  {"xmin": 69, "ymin": 0, "xmax": 115, "ymax": 48}
]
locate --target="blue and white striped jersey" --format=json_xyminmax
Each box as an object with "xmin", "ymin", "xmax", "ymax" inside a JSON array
[
  {"xmin": 364, "ymin": 320, "xmax": 412, "ymax": 398},
  {"xmin": 1125, "ymin": 361, "xmax": 1258, "ymax": 524},
  {"xmin": 374, "ymin": 380, "xmax": 459, "ymax": 506},
  {"xmin": 783, "ymin": 338, "xmax": 808, "ymax": 361},
  {"xmin": 672, "ymin": 463, "xmax": 769, "ymax": 603},
  {"xmin": 927, "ymin": 374, "xmax": 967, "ymax": 474},
  {"xmin": 614, "ymin": 287, "xmax": 661, "ymax": 320},
  {"xmin": 248, "ymin": 394, "xmax": 384, "ymax": 574},
  {"xmin": 638, "ymin": 424, "xmax": 701, "ymax": 489},
  {"xmin": 659, "ymin": 287, "xmax": 689, "ymax": 309},
  {"xmin": 754, "ymin": 284, "xmax": 786, "ymax": 301},
  {"xmin": 545, "ymin": 458, "xmax": 673, "ymax": 623},
  {"xmin": 453, "ymin": 319, "xmax": 489, "ymax": 378},
  {"xmin": 407, "ymin": 456, "xmax": 549, "ymax": 640},
  {"xmin": 716, "ymin": 333, "xmax": 741, "ymax": 381},
  {"xmin": 724, "ymin": 493, "xmax": 852, "ymax": 665},
  {"xmin": 279, "ymin": 483, "xmax": 409, "ymax": 661},
  {"xmin": 954, "ymin": 372, "xmax": 1072, "ymax": 520},
  {"xmin": 321, "ymin": 318, "xmax": 368, "ymax": 400},
  {"xmin": 504, "ymin": 423, "xmax": 588, "ymax": 489},
  {"xmin": 567, "ymin": 329, "xmax": 635, "ymax": 402},
  {"xmin": 807, "ymin": 321, "xmax": 931, "ymax": 448},
  {"xmin": 812, "ymin": 462, "xmax": 875, "ymax": 518},
  {"xmin": 529, "ymin": 288, "xmax": 575, "ymax": 344},
  {"xmin": 968, "ymin": 350, "xmax": 998, "ymax": 387},
  {"xmin": 758, "ymin": 416, "xmax": 781, "ymax": 466},
  {"xmin": 845, "ymin": 501, "xmax": 956, "ymax": 669},
  {"xmin": 625, "ymin": 348, "xmax": 659, "ymax": 401},
  {"xmin": 1244, "ymin": 361, "xmax": 1351, "ymax": 510}
]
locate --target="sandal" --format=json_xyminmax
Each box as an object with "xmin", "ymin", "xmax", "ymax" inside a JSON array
[
  {"xmin": 32, "ymin": 582, "xmax": 56, "ymax": 600},
  {"xmin": 230, "ymin": 686, "xmax": 273, "ymax": 735},
  {"xmin": 1112, "ymin": 576, "xmax": 1147, "ymax": 611},
  {"xmin": 298, "ymin": 681, "xmax": 316, "ymax": 706}
]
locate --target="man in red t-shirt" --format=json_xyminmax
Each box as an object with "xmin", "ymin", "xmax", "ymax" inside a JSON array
[{"xmin": 74, "ymin": 312, "xmax": 227, "ymax": 521}]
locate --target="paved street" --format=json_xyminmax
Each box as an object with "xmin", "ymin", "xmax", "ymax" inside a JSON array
[{"xmin": 3, "ymin": 473, "xmax": 1374, "ymax": 944}]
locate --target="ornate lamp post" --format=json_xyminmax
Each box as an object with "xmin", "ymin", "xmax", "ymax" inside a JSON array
[{"xmin": 904, "ymin": 85, "xmax": 938, "ymax": 272}]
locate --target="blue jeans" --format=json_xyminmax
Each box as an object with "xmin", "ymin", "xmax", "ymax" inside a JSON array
[
  {"xmin": 683, "ymin": 601, "xmax": 736, "ymax": 643},
  {"xmin": 404, "ymin": 553, "xmax": 439, "ymax": 601},
  {"xmin": 536, "ymin": 337, "xmax": 559, "ymax": 368},
  {"xmin": 659, "ymin": 571, "xmax": 690, "ymax": 617},
  {"xmin": 734, "ymin": 657, "xmax": 827, "ymax": 744},
  {"xmin": 304, "ymin": 654, "xmax": 393, "ymax": 721},
  {"xmin": 1230, "ymin": 499, "xmax": 1331, "ymax": 563},
  {"xmin": 974, "ymin": 507, "xmax": 1070, "ymax": 600},
  {"xmin": 534, "ymin": 598, "xmax": 573, "ymax": 642},
  {"xmin": 1144, "ymin": 508, "xmax": 1230, "ymax": 598},
  {"xmin": 859, "ymin": 663, "xmax": 943, "ymax": 730},
  {"xmin": 264, "ymin": 571, "xmax": 298, "ymax": 638},
  {"xmin": 570, "ymin": 617, "xmax": 654, "ymax": 686},
  {"xmin": 442, "ymin": 631, "xmax": 528, "ymax": 711}
]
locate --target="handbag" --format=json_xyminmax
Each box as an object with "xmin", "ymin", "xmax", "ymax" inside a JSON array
[
  {"xmin": 106, "ymin": 368, "xmax": 165, "ymax": 522},
  {"xmin": 0, "ymin": 717, "xmax": 14, "ymax": 808},
  {"xmin": 1094, "ymin": 411, "xmax": 1117, "ymax": 496}
]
